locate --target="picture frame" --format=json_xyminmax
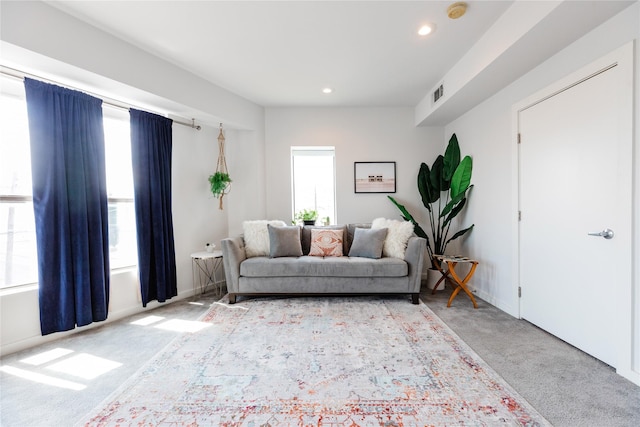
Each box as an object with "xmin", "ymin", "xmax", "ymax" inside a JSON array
[{"xmin": 354, "ymin": 161, "xmax": 396, "ymax": 193}]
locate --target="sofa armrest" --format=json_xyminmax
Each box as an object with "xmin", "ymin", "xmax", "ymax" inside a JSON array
[
  {"xmin": 404, "ymin": 236, "xmax": 426, "ymax": 293},
  {"xmin": 221, "ymin": 236, "xmax": 246, "ymax": 294}
]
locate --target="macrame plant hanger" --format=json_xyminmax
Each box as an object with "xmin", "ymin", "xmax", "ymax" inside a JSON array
[{"xmin": 210, "ymin": 123, "xmax": 231, "ymax": 210}]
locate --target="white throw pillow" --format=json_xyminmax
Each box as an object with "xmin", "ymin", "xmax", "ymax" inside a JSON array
[
  {"xmin": 243, "ymin": 220, "xmax": 287, "ymax": 257},
  {"xmin": 371, "ymin": 217, "xmax": 414, "ymax": 259}
]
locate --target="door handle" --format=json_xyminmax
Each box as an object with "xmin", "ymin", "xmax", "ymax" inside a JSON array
[{"xmin": 588, "ymin": 228, "xmax": 614, "ymax": 239}]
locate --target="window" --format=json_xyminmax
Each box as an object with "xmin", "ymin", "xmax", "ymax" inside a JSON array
[
  {"xmin": 291, "ymin": 147, "xmax": 336, "ymax": 225},
  {"xmin": 103, "ymin": 106, "xmax": 137, "ymax": 270},
  {"xmin": 0, "ymin": 77, "xmax": 137, "ymax": 289},
  {"xmin": 0, "ymin": 76, "xmax": 36, "ymax": 288}
]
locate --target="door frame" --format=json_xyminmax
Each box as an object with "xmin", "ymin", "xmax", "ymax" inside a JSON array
[{"xmin": 511, "ymin": 42, "xmax": 634, "ymax": 378}]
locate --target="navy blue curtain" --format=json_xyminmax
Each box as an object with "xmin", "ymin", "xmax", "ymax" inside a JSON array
[
  {"xmin": 130, "ymin": 109, "xmax": 177, "ymax": 306},
  {"xmin": 24, "ymin": 78, "xmax": 110, "ymax": 335}
]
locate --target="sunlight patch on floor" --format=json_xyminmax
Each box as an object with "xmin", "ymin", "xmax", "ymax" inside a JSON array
[
  {"xmin": 47, "ymin": 353, "xmax": 122, "ymax": 380},
  {"xmin": 154, "ymin": 319, "xmax": 212, "ymax": 333},
  {"xmin": 20, "ymin": 348, "xmax": 74, "ymax": 366},
  {"xmin": 213, "ymin": 301, "xmax": 249, "ymax": 311},
  {"xmin": 130, "ymin": 315, "xmax": 164, "ymax": 326},
  {"xmin": 0, "ymin": 365, "xmax": 86, "ymax": 390}
]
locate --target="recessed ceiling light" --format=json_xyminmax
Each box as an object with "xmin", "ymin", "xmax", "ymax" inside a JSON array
[
  {"xmin": 418, "ymin": 25, "xmax": 433, "ymax": 36},
  {"xmin": 322, "ymin": 88, "xmax": 333, "ymax": 94}
]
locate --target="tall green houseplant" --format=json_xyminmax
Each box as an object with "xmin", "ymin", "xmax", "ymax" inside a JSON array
[{"xmin": 389, "ymin": 133, "xmax": 474, "ymax": 268}]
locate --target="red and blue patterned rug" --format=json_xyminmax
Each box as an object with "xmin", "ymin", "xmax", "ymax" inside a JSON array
[{"xmin": 80, "ymin": 296, "xmax": 550, "ymax": 426}]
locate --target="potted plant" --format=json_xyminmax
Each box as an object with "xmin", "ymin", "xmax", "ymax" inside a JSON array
[
  {"xmin": 208, "ymin": 172, "xmax": 232, "ymax": 210},
  {"xmin": 295, "ymin": 209, "xmax": 318, "ymax": 225},
  {"xmin": 388, "ymin": 133, "xmax": 474, "ymax": 287}
]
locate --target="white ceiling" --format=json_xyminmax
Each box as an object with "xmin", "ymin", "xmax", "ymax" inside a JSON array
[
  {"xmin": 45, "ymin": 1, "xmax": 633, "ymax": 109},
  {"xmin": 46, "ymin": 1, "xmax": 514, "ymax": 107}
]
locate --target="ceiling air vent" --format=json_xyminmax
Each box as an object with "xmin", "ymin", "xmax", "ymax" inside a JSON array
[{"xmin": 433, "ymin": 84, "xmax": 444, "ymax": 103}]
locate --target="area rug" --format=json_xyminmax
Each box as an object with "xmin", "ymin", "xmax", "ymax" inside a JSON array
[{"xmin": 79, "ymin": 296, "xmax": 550, "ymax": 426}]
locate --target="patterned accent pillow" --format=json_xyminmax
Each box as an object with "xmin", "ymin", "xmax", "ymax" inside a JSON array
[
  {"xmin": 302, "ymin": 225, "xmax": 348, "ymax": 255},
  {"xmin": 308, "ymin": 228, "xmax": 344, "ymax": 257}
]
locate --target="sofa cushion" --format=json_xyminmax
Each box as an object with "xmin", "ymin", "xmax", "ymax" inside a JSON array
[
  {"xmin": 346, "ymin": 223, "xmax": 371, "ymax": 251},
  {"xmin": 372, "ymin": 218, "xmax": 414, "ymax": 259},
  {"xmin": 240, "ymin": 256, "xmax": 408, "ymax": 278},
  {"xmin": 301, "ymin": 225, "xmax": 348, "ymax": 255},
  {"xmin": 243, "ymin": 220, "xmax": 287, "ymax": 257},
  {"xmin": 309, "ymin": 228, "xmax": 344, "ymax": 257},
  {"xmin": 348, "ymin": 227, "xmax": 387, "ymax": 259},
  {"xmin": 268, "ymin": 224, "xmax": 303, "ymax": 258}
]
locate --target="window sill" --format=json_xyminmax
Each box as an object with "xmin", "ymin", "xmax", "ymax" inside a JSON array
[
  {"xmin": 0, "ymin": 266, "xmax": 138, "ymax": 296},
  {"xmin": 0, "ymin": 283, "xmax": 38, "ymax": 297},
  {"xmin": 111, "ymin": 264, "xmax": 138, "ymax": 274}
]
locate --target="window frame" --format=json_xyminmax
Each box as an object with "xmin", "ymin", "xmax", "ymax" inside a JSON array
[{"xmin": 290, "ymin": 146, "xmax": 337, "ymax": 225}]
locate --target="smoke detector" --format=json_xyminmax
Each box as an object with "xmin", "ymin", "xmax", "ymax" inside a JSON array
[{"xmin": 447, "ymin": 2, "xmax": 467, "ymax": 19}]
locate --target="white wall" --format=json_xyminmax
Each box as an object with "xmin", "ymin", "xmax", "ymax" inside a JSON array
[
  {"xmin": 0, "ymin": 1, "xmax": 265, "ymax": 355},
  {"xmin": 226, "ymin": 128, "xmax": 268, "ymax": 237},
  {"xmin": 265, "ymin": 108, "xmax": 443, "ymax": 225},
  {"xmin": 444, "ymin": 3, "xmax": 640, "ymax": 384},
  {"xmin": 172, "ymin": 124, "xmax": 230, "ymax": 287}
]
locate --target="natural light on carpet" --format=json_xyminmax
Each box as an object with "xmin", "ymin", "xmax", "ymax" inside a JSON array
[
  {"xmin": 130, "ymin": 315, "xmax": 164, "ymax": 326},
  {"xmin": 47, "ymin": 353, "xmax": 122, "ymax": 380},
  {"xmin": 154, "ymin": 319, "xmax": 212, "ymax": 333},
  {"xmin": 20, "ymin": 348, "xmax": 74, "ymax": 366},
  {"xmin": 0, "ymin": 365, "xmax": 86, "ymax": 390},
  {"xmin": 214, "ymin": 301, "xmax": 248, "ymax": 311}
]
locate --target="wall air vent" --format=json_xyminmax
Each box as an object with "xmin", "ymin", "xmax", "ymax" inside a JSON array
[{"xmin": 433, "ymin": 84, "xmax": 444, "ymax": 103}]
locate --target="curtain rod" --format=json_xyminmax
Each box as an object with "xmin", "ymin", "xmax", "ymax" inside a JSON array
[{"xmin": 0, "ymin": 65, "xmax": 202, "ymax": 130}]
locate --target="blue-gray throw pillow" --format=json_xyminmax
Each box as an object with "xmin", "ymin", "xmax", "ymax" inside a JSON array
[
  {"xmin": 268, "ymin": 224, "xmax": 303, "ymax": 258},
  {"xmin": 348, "ymin": 227, "xmax": 388, "ymax": 259}
]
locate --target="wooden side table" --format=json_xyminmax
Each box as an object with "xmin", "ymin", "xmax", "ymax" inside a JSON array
[{"xmin": 434, "ymin": 255, "xmax": 479, "ymax": 309}]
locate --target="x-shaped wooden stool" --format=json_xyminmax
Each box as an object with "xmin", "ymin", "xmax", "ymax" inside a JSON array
[{"xmin": 435, "ymin": 255, "xmax": 479, "ymax": 309}]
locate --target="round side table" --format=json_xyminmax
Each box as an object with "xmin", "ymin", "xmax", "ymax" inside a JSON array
[{"xmin": 190, "ymin": 250, "xmax": 225, "ymax": 298}]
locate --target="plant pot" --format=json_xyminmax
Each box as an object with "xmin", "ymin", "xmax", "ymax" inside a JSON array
[
  {"xmin": 303, "ymin": 220, "xmax": 316, "ymax": 226},
  {"xmin": 426, "ymin": 268, "xmax": 445, "ymax": 291}
]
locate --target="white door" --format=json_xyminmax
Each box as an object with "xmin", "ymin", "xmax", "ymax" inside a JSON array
[{"xmin": 519, "ymin": 45, "xmax": 633, "ymax": 368}]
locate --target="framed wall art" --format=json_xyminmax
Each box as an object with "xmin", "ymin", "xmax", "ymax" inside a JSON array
[{"xmin": 354, "ymin": 161, "xmax": 396, "ymax": 193}]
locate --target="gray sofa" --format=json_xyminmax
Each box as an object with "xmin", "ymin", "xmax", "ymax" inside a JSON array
[{"xmin": 221, "ymin": 223, "xmax": 425, "ymax": 304}]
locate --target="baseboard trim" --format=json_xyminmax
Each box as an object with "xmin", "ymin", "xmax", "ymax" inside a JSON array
[
  {"xmin": 616, "ymin": 367, "xmax": 640, "ymax": 387},
  {"xmin": 472, "ymin": 287, "xmax": 519, "ymax": 318}
]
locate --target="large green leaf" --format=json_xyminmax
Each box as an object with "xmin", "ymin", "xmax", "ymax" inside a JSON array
[
  {"xmin": 412, "ymin": 223, "xmax": 428, "ymax": 240},
  {"xmin": 388, "ymin": 196, "xmax": 415, "ymax": 222},
  {"xmin": 440, "ymin": 186, "xmax": 470, "ymax": 218},
  {"xmin": 418, "ymin": 163, "xmax": 436, "ymax": 209},
  {"xmin": 450, "ymin": 155, "xmax": 472, "ymax": 199},
  {"xmin": 443, "ymin": 197, "xmax": 467, "ymax": 226},
  {"xmin": 430, "ymin": 155, "xmax": 448, "ymax": 192},
  {"xmin": 445, "ymin": 224, "xmax": 474, "ymax": 245},
  {"xmin": 387, "ymin": 196, "xmax": 428, "ymax": 241},
  {"xmin": 443, "ymin": 133, "xmax": 461, "ymax": 182}
]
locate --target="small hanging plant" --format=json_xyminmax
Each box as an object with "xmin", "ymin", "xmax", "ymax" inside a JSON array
[
  {"xmin": 209, "ymin": 123, "xmax": 231, "ymax": 210},
  {"xmin": 208, "ymin": 172, "xmax": 231, "ymax": 196}
]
